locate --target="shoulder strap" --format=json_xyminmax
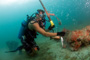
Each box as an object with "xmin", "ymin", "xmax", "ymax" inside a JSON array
[{"xmin": 30, "ymin": 19, "xmax": 38, "ymax": 24}]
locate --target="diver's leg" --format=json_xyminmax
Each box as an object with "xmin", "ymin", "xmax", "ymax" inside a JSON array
[
  {"xmin": 31, "ymin": 40, "xmax": 40, "ymax": 51},
  {"xmin": 5, "ymin": 45, "xmax": 23, "ymax": 53},
  {"xmin": 25, "ymin": 39, "xmax": 40, "ymax": 54},
  {"xmin": 17, "ymin": 45, "xmax": 24, "ymax": 54}
]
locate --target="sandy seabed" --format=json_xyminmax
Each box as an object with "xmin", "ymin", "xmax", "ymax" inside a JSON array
[{"xmin": 0, "ymin": 37, "xmax": 90, "ymax": 60}]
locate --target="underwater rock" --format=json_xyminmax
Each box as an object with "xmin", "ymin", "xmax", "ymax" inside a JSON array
[
  {"xmin": 64, "ymin": 25, "xmax": 90, "ymax": 51},
  {"xmin": 6, "ymin": 40, "xmax": 19, "ymax": 51}
]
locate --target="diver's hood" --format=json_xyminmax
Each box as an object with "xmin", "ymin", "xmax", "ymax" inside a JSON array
[{"xmin": 37, "ymin": 9, "xmax": 45, "ymax": 14}]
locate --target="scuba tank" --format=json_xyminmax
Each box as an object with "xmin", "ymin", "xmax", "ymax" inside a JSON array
[
  {"xmin": 18, "ymin": 14, "xmax": 35, "ymax": 39},
  {"xmin": 18, "ymin": 16, "xmax": 29, "ymax": 39}
]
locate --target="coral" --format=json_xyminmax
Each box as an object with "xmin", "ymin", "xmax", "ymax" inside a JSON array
[
  {"xmin": 65, "ymin": 25, "xmax": 90, "ymax": 51},
  {"xmin": 86, "ymin": 26, "xmax": 90, "ymax": 32}
]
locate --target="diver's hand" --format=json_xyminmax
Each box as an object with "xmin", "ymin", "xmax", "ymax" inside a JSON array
[{"xmin": 57, "ymin": 32, "xmax": 66, "ymax": 36}]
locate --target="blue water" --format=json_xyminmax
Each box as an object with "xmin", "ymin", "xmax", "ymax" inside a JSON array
[{"xmin": 0, "ymin": 0, "xmax": 90, "ymax": 60}]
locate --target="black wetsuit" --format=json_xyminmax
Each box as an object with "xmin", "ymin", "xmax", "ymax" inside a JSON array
[
  {"xmin": 6, "ymin": 20, "xmax": 44, "ymax": 54},
  {"xmin": 23, "ymin": 28, "xmax": 39, "ymax": 53}
]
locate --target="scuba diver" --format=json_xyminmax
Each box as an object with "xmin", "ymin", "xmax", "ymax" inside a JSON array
[
  {"xmin": 6, "ymin": 0, "xmax": 66, "ymax": 55},
  {"xmin": 5, "ymin": 9, "xmax": 65, "ymax": 55},
  {"xmin": 6, "ymin": 9, "xmax": 47, "ymax": 54}
]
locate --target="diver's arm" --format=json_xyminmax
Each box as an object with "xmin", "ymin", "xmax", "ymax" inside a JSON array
[
  {"xmin": 30, "ymin": 22, "xmax": 57, "ymax": 37},
  {"xmin": 51, "ymin": 36, "xmax": 60, "ymax": 40},
  {"xmin": 28, "ymin": 22, "xmax": 65, "ymax": 37}
]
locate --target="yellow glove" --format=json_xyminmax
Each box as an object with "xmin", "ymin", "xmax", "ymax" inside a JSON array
[
  {"xmin": 48, "ymin": 20, "xmax": 55, "ymax": 30},
  {"xmin": 50, "ymin": 20, "xmax": 54, "ymax": 27}
]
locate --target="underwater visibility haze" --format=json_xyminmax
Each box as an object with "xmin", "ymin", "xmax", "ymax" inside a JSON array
[{"xmin": 0, "ymin": 0, "xmax": 90, "ymax": 60}]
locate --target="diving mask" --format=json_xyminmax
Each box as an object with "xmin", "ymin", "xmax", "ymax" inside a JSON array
[
  {"xmin": 40, "ymin": 14, "xmax": 46, "ymax": 18},
  {"xmin": 40, "ymin": 14, "xmax": 44, "ymax": 17}
]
